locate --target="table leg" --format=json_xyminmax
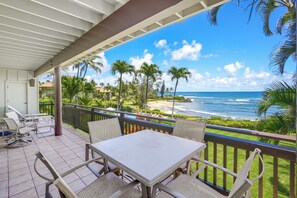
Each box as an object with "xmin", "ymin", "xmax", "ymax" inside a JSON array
[
  {"xmin": 103, "ymin": 158, "xmax": 108, "ymax": 174},
  {"xmin": 141, "ymin": 183, "xmax": 148, "ymax": 198}
]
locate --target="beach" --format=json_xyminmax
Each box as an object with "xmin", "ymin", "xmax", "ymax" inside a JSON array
[{"xmin": 148, "ymin": 92, "xmax": 275, "ymax": 120}]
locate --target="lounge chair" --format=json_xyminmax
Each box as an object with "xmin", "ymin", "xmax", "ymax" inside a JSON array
[
  {"xmin": 152, "ymin": 148, "xmax": 264, "ymax": 198},
  {"xmin": 3, "ymin": 118, "xmax": 35, "ymax": 147},
  {"xmin": 173, "ymin": 118, "xmax": 206, "ymax": 174},
  {"xmin": 34, "ymin": 151, "xmax": 142, "ymax": 198},
  {"xmin": 86, "ymin": 118, "xmax": 122, "ymax": 175},
  {"xmin": 5, "ymin": 104, "xmax": 51, "ymax": 121},
  {"xmin": 5, "ymin": 111, "xmax": 54, "ymax": 136}
]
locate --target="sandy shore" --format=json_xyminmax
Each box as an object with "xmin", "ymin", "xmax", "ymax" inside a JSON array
[{"xmin": 148, "ymin": 101, "xmax": 173, "ymax": 114}]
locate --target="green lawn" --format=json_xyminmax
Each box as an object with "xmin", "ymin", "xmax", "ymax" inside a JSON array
[{"xmin": 195, "ymin": 128, "xmax": 295, "ymax": 197}]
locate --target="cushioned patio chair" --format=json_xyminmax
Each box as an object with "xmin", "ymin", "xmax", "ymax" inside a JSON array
[
  {"xmin": 152, "ymin": 148, "xmax": 264, "ymax": 198},
  {"xmin": 173, "ymin": 118, "xmax": 206, "ymax": 174},
  {"xmin": 34, "ymin": 151, "xmax": 142, "ymax": 198},
  {"xmin": 3, "ymin": 117, "xmax": 35, "ymax": 147},
  {"xmin": 86, "ymin": 118, "xmax": 122, "ymax": 175},
  {"xmin": 5, "ymin": 111, "xmax": 35, "ymax": 127}
]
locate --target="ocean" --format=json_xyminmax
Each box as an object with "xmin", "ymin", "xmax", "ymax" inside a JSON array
[{"xmin": 169, "ymin": 92, "xmax": 276, "ymax": 120}]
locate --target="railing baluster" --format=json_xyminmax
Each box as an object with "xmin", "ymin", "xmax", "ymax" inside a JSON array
[
  {"xmin": 290, "ymin": 161, "xmax": 295, "ymax": 198},
  {"xmin": 213, "ymin": 142, "xmax": 217, "ymax": 186},
  {"xmin": 223, "ymin": 145, "xmax": 227, "ymax": 190},
  {"xmin": 233, "ymin": 147, "xmax": 238, "ymax": 183},
  {"xmin": 258, "ymin": 153, "xmax": 263, "ymax": 198},
  {"xmin": 273, "ymin": 157, "xmax": 278, "ymax": 198},
  {"xmin": 204, "ymin": 142, "xmax": 208, "ymax": 182}
]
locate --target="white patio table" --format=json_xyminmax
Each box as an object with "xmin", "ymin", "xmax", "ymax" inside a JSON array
[{"xmin": 90, "ymin": 129, "xmax": 206, "ymax": 197}]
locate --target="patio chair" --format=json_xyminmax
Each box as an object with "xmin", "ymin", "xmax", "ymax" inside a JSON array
[
  {"xmin": 5, "ymin": 104, "xmax": 51, "ymax": 122},
  {"xmin": 34, "ymin": 151, "xmax": 142, "ymax": 198},
  {"xmin": 3, "ymin": 118, "xmax": 35, "ymax": 147},
  {"xmin": 152, "ymin": 148, "xmax": 265, "ymax": 198},
  {"xmin": 86, "ymin": 118, "xmax": 122, "ymax": 175},
  {"xmin": 5, "ymin": 111, "xmax": 54, "ymax": 136},
  {"xmin": 5, "ymin": 111, "xmax": 35, "ymax": 128},
  {"xmin": 173, "ymin": 118, "xmax": 206, "ymax": 174}
]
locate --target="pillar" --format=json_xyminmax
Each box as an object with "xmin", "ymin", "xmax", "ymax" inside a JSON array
[{"xmin": 54, "ymin": 66, "xmax": 62, "ymax": 136}]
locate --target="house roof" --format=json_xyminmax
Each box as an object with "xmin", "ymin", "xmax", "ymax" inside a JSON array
[
  {"xmin": 40, "ymin": 82, "xmax": 54, "ymax": 88},
  {"xmin": 96, "ymin": 87, "xmax": 112, "ymax": 93}
]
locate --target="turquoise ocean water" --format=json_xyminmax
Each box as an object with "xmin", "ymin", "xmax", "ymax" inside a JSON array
[{"xmin": 167, "ymin": 92, "xmax": 276, "ymax": 120}]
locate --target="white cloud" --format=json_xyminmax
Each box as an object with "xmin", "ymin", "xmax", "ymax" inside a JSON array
[
  {"xmin": 173, "ymin": 41, "xmax": 178, "ymax": 46},
  {"xmin": 202, "ymin": 53, "xmax": 217, "ymax": 58},
  {"xmin": 162, "ymin": 60, "xmax": 169, "ymax": 66},
  {"xmin": 129, "ymin": 50, "xmax": 154, "ymax": 70},
  {"xmin": 155, "ymin": 39, "xmax": 167, "ymax": 48},
  {"xmin": 216, "ymin": 67, "xmax": 222, "ymax": 71},
  {"xmin": 224, "ymin": 61, "xmax": 244, "ymax": 76},
  {"xmin": 97, "ymin": 52, "xmax": 110, "ymax": 73},
  {"xmin": 171, "ymin": 40, "xmax": 202, "ymax": 60},
  {"xmin": 244, "ymin": 67, "xmax": 271, "ymax": 79},
  {"xmin": 188, "ymin": 69, "xmax": 203, "ymax": 80}
]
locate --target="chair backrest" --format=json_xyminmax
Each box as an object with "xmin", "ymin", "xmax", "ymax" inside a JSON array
[
  {"xmin": 5, "ymin": 111, "xmax": 21, "ymax": 122},
  {"xmin": 87, "ymin": 118, "xmax": 122, "ymax": 144},
  {"xmin": 228, "ymin": 148, "xmax": 264, "ymax": 198},
  {"xmin": 173, "ymin": 118, "xmax": 206, "ymax": 142},
  {"xmin": 3, "ymin": 117, "xmax": 18, "ymax": 131},
  {"xmin": 6, "ymin": 105, "xmax": 23, "ymax": 118},
  {"xmin": 35, "ymin": 152, "xmax": 77, "ymax": 198}
]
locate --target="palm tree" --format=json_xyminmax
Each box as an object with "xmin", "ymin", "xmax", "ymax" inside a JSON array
[
  {"xmin": 257, "ymin": 81, "xmax": 296, "ymax": 142},
  {"xmin": 111, "ymin": 60, "xmax": 135, "ymax": 110},
  {"xmin": 168, "ymin": 67, "xmax": 191, "ymax": 118},
  {"xmin": 208, "ymin": 0, "xmax": 296, "ymax": 75},
  {"xmin": 138, "ymin": 62, "xmax": 162, "ymax": 109},
  {"xmin": 62, "ymin": 76, "xmax": 83, "ymax": 103},
  {"xmin": 72, "ymin": 55, "xmax": 103, "ymax": 79}
]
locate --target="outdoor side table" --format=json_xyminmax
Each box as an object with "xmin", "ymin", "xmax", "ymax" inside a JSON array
[{"xmin": 90, "ymin": 130, "xmax": 206, "ymax": 197}]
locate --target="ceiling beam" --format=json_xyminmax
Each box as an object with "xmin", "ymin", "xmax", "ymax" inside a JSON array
[
  {"xmin": 0, "ymin": 16, "xmax": 77, "ymax": 42},
  {"xmin": 0, "ymin": 6, "xmax": 83, "ymax": 36},
  {"xmin": 0, "ymin": 32, "xmax": 66, "ymax": 49},
  {"xmin": 0, "ymin": 25, "xmax": 71, "ymax": 46},
  {"xmin": 0, "ymin": 43, "xmax": 56, "ymax": 55},
  {"xmin": 0, "ymin": 40, "xmax": 60, "ymax": 53},
  {"xmin": 0, "ymin": 0, "xmax": 92, "ymax": 31},
  {"xmin": 31, "ymin": 0, "xmax": 101, "ymax": 24},
  {"xmin": 69, "ymin": 0, "xmax": 114, "ymax": 16}
]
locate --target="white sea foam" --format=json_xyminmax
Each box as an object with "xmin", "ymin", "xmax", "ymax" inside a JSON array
[{"xmin": 235, "ymin": 99, "xmax": 250, "ymax": 102}]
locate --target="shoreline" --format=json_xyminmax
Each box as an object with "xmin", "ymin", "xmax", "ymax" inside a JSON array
[{"xmin": 148, "ymin": 100, "xmax": 255, "ymax": 120}]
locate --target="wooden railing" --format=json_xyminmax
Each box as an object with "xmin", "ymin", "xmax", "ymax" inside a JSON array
[{"xmin": 40, "ymin": 103, "xmax": 296, "ymax": 197}]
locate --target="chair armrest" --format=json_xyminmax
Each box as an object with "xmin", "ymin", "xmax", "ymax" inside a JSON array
[
  {"xmin": 152, "ymin": 183, "xmax": 187, "ymax": 198},
  {"xmin": 190, "ymin": 157, "xmax": 238, "ymax": 178},
  {"xmin": 109, "ymin": 180, "xmax": 139, "ymax": 198},
  {"xmin": 60, "ymin": 157, "xmax": 103, "ymax": 177}
]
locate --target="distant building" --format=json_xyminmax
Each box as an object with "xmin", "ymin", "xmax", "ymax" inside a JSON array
[
  {"xmin": 39, "ymin": 82, "xmax": 54, "ymax": 98},
  {"xmin": 96, "ymin": 87, "xmax": 113, "ymax": 99}
]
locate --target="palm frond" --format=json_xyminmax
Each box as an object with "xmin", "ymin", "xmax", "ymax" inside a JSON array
[
  {"xmin": 270, "ymin": 34, "xmax": 296, "ymax": 74},
  {"xmin": 208, "ymin": 5, "xmax": 222, "ymax": 25}
]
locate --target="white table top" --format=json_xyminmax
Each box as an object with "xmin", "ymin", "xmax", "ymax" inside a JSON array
[{"xmin": 90, "ymin": 130, "xmax": 206, "ymax": 186}]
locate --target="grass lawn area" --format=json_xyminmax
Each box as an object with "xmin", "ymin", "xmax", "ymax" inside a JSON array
[{"xmin": 194, "ymin": 128, "xmax": 295, "ymax": 197}]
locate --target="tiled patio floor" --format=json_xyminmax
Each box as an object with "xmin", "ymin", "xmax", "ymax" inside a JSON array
[{"xmin": 0, "ymin": 124, "xmax": 101, "ymax": 198}]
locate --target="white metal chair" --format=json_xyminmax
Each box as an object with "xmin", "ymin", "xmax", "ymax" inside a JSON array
[
  {"xmin": 152, "ymin": 148, "xmax": 265, "ymax": 198},
  {"xmin": 5, "ymin": 111, "xmax": 54, "ymax": 136},
  {"xmin": 173, "ymin": 118, "xmax": 207, "ymax": 174},
  {"xmin": 3, "ymin": 117, "xmax": 35, "ymax": 147},
  {"xmin": 34, "ymin": 151, "xmax": 142, "ymax": 198},
  {"xmin": 6, "ymin": 104, "xmax": 48, "ymax": 119},
  {"xmin": 86, "ymin": 118, "xmax": 122, "ymax": 175}
]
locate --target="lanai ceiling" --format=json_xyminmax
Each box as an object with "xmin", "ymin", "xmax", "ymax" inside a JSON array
[{"xmin": 0, "ymin": 0, "xmax": 229, "ymax": 76}]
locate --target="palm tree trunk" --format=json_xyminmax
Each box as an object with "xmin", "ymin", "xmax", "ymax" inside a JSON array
[
  {"xmin": 171, "ymin": 79, "xmax": 178, "ymax": 119},
  {"xmin": 117, "ymin": 74, "xmax": 122, "ymax": 111},
  {"xmin": 145, "ymin": 77, "xmax": 149, "ymax": 113}
]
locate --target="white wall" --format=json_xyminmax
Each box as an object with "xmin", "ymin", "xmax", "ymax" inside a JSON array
[{"xmin": 0, "ymin": 68, "xmax": 38, "ymax": 119}]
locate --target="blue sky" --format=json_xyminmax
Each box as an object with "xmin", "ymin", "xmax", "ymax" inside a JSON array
[{"xmin": 40, "ymin": 2, "xmax": 295, "ymax": 91}]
